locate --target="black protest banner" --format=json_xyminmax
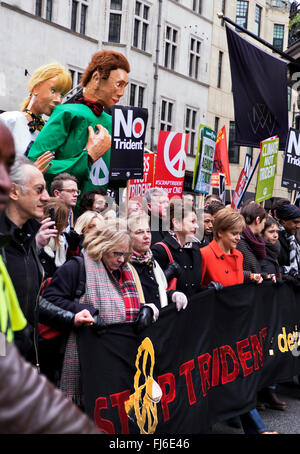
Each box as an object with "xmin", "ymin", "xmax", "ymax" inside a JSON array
[
  {"xmin": 77, "ymin": 281, "xmax": 300, "ymax": 434},
  {"xmin": 109, "ymin": 106, "xmax": 148, "ymax": 180},
  {"xmin": 282, "ymin": 128, "xmax": 300, "ymax": 191},
  {"xmin": 226, "ymin": 25, "xmax": 288, "ymax": 150}
]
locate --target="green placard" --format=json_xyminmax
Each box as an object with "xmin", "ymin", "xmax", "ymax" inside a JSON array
[
  {"xmin": 193, "ymin": 126, "xmax": 217, "ymax": 194},
  {"xmin": 255, "ymin": 136, "xmax": 279, "ymax": 203}
]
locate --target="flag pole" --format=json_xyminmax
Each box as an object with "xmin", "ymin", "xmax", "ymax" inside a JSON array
[{"xmin": 217, "ymin": 13, "xmax": 300, "ymax": 68}]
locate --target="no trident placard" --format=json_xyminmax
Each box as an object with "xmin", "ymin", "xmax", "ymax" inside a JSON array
[{"xmin": 109, "ymin": 105, "xmax": 148, "ymax": 180}]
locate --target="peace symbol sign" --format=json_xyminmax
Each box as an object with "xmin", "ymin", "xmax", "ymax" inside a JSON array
[{"xmin": 164, "ymin": 132, "xmax": 187, "ymax": 179}]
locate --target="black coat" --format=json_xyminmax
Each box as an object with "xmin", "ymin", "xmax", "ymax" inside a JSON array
[
  {"xmin": 131, "ymin": 260, "xmax": 174, "ymax": 309},
  {"xmin": 151, "ymin": 232, "xmax": 202, "ymax": 298},
  {"xmin": 278, "ymin": 229, "xmax": 292, "ymax": 268},
  {"xmin": 0, "ymin": 212, "xmax": 44, "ymax": 363}
]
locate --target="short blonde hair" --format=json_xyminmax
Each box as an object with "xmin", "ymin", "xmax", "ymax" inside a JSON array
[
  {"xmin": 127, "ymin": 212, "xmax": 150, "ymax": 232},
  {"xmin": 213, "ymin": 207, "xmax": 245, "ymax": 239},
  {"xmin": 21, "ymin": 62, "xmax": 72, "ymax": 111},
  {"xmin": 84, "ymin": 219, "xmax": 132, "ymax": 263},
  {"xmin": 74, "ymin": 210, "xmax": 104, "ymax": 235}
]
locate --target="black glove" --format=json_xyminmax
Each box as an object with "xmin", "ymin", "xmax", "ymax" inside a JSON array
[
  {"xmin": 207, "ymin": 281, "xmax": 223, "ymax": 291},
  {"xmin": 282, "ymin": 273, "xmax": 300, "ymax": 287},
  {"xmin": 134, "ymin": 305, "xmax": 154, "ymax": 334},
  {"xmin": 92, "ymin": 315, "xmax": 107, "ymax": 333},
  {"xmin": 164, "ymin": 261, "xmax": 181, "ymax": 282}
]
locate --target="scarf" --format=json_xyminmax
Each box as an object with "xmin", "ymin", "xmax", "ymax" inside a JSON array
[
  {"xmin": 43, "ymin": 236, "xmax": 67, "ymax": 268},
  {"xmin": 130, "ymin": 250, "xmax": 168, "ymax": 309},
  {"xmin": 243, "ymin": 225, "xmax": 266, "ymax": 260},
  {"xmin": 71, "ymin": 88, "xmax": 104, "ymax": 116},
  {"xmin": 60, "ymin": 251, "xmax": 140, "ymax": 405},
  {"xmin": 24, "ymin": 109, "xmax": 45, "ymax": 132},
  {"xmin": 279, "ymin": 224, "xmax": 300, "ymax": 274},
  {"xmin": 168, "ymin": 230, "xmax": 193, "ymax": 248},
  {"xmin": 264, "ymin": 240, "xmax": 281, "ymax": 262}
]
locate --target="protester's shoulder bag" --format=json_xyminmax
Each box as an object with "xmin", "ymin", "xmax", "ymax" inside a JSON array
[
  {"xmin": 155, "ymin": 242, "xmax": 177, "ymax": 291},
  {"xmin": 38, "ymin": 256, "xmax": 86, "ymax": 340}
]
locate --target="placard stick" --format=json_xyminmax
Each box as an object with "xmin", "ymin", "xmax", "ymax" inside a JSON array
[
  {"xmin": 126, "ymin": 180, "xmax": 130, "ymax": 218},
  {"xmin": 291, "ymin": 190, "xmax": 296, "ymax": 204}
]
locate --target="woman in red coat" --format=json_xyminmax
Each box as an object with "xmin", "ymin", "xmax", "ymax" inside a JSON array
[
  {"xmin": 200, "ymin": 207, "xmax": 276, "ymax": 434},
  {"xmin": 200, "ymin": 207, "xmax": 262, "ymax": 287}
]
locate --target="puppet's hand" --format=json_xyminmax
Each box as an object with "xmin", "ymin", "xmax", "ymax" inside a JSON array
[
  {"xmin": 34, "ymin": 151, "xmax": 55, "ymax": 174},
  {"xmin": 85, "ymin": 125, "xmax": 111, "ymax": 163}
]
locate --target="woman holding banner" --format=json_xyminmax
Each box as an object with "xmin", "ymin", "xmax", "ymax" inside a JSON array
[
  {"xmin": 42, "ymin": 219, "xmax": 158, "ymax": 405},
  {"xmin": 151, "ymin": 200, "xmax": 203, "ymax": 299},
  {"xmin": 128, "ymin": 212, "xmax": 188, "ymax": 312},
  {"xmin": 200, "ymin": 207, "xmax": 277, "ymax": 434}
]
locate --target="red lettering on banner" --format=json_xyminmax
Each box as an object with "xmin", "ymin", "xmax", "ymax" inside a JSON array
[
  {"xmin": 158, "ymin": 373, "xmax": 176, "ymax": 421},
  {"xmin": 251, "ymin": 327, "xmax": 267, "ymax": 369},
  {"xmin": 110, "ymin": 390, "xmax": 131, "ymax": 434},
  {"xmin": 94, "ymin": 397, "xmax": 115, "ymax": 434},
  {"xmin": 197, "ymin": 353, "xmax": 211, "ymax": 397},
  {"xmin": 212, "ymin": 348, "xmax": 220, "ymax": 387},
  {"xmin": 179, "ymin": 359, "xmax": 196, "ymax": 405},
  {"xmin": 220, "ymin": 345, "xmax": 239, "ymax": 385},
  {"xmin": 236, "ymin": 338, "xmax": 253, "ymax": 377}
]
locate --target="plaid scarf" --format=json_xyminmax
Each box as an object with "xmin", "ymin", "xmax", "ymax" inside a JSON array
[
  {"xmin": 71, "ymin": 88, "xmax": 104, "ymax": 116},
  {"xmin": 279, "ymin": 223, "xmax": 300, "ymax": 274},
  {"xmin": 24, "ymin": 109, "xmax": 45, "ymax": 132},
  {"xmin": 168, "ymin": 230, "xmax": 193, "ymax": 248},
  {"xmin": 131, "ymin": 249, "xmax": 154, "ymax": 266},
  {"xmin": 60, "ymin": 251, "xmax": 140, "ymax": 405}
]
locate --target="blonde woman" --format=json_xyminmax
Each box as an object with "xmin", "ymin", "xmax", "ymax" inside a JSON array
[
  {"xmin": 74, "ymin": 210, "xmax": 104, "ymax": 235},
  {"xmin": 42, "ymin": 218, "xmax": 157, "ymax": 404},
  {"xmin": 0, "ymin": 62, "xmax": 72, "ymax": 171}
]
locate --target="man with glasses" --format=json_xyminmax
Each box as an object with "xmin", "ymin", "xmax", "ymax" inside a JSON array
[{"xmin": 51, "ymin": 172, "xmax": 82, "ymax": 255}]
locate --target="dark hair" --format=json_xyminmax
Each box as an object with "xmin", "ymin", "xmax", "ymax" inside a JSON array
[
  {"xmin": 81, "ymin": 50, "xmax": 130, "ymax": 87},
  {"xmin": 206, "ymin": 201, "xmax": 225, "ymax": 216},
  {"xmin": 270, "ymin": 198, "xmax": 290, "ymax": 218},
  {"xmin": 51, "ymin": 173, "xmax": 78, "ymax": 194},
  {"xmin": 261, "ymin": 215, "xmax": 278, "ymax": 235},
  {"xmin": 169, "ymin": 200, "xmax": 196, "ymax": 231},
  {"xmin": 78, "ymin": 189, "xmax": 107, "ymax": 216},
  {"xmin": 240, "ymin": 202, "xmax": 267, "ymax": 225}
]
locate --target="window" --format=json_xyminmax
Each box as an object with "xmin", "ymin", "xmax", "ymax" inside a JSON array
[
  {"xmin": 189, "ymin": 37, "xmax": 201, "ymax": 79},
  {"xmin": 254, "ymin": 5, "xmax": 262, "ymax": 37},
  {"xmin": 185, "ymin": 107, "xmax": 197, "ymax": 156},
  {"xmin": 35, "ymin": 0, "xmax": 52, "ymax": 21},
  {"xmin": 164, "ymin": 25, "xmax": 178, "ymax": 70},
  {"xmin": 273, "ymin": 24, "xmax": 284, "ymax": 51},
  {"xmin": 228, "ymin": 121, "xmax": 240, "ymax": 163},
  {"xmin": 71, "ymin": 1, "xmax": 88, "ymax": 34},
  {"xmin": 133, "ymin": 1, "xmax": 150, "ymax": 51},
  {"xmin": 69, "ymin": 69, "xmax": 83, "ymax": 88},
  {"xmin": 236, "ymin": 1, "xmax": 248, "ymax": 30},
  {"xmin": 129, "ymin": 83, "xmax": 145, "ymax": 108},
  {"xmin": 214, "ymin": 117, "xmax": 220, "ymax": 133},
  {"xmin": 192, "ymin": 0, "xmax": 202, "ymax": 15},
  {"xmin": 160, "ymin": 99, "xmax": 174, "ymax": 131},
  {"xmin": 35, "ymin": 0, "xmax": 42, "ymax": 16},
  {"xmin": 109, "ymin": 0, "xmax": 123, "ymax": 43},
  {"xmin": 217, "ymin": 51, "xmax": 223, "ymax": 88}
]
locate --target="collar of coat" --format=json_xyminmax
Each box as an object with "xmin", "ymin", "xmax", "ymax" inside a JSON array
[{"xmin": 209, "ymin": 238, "xmax": 241, "ymax": 259}]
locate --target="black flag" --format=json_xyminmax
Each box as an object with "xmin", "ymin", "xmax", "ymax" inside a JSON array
[{"xmin": 226, "ymin": 25, "xmax": 288, "ymax": 150}]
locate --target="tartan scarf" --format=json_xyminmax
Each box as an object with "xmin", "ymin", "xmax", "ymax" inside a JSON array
[
  {"xmin": 60, "ymin": 251, "xmax": 140, "ymax": 405},
  {"xmin": 71, "ymin": 88, "xmax": 104, "ymax": 116}
]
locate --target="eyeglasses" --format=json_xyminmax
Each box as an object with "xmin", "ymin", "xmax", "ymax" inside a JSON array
[
  {"xmin": 112, "ymin": 252, "xmax": 132, "ymax": 259},
  {"xmin": 60, "ymin": 189, "xmax": 81, "ymax": 196}
]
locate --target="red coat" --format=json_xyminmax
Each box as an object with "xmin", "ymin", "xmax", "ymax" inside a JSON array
[{"xmin": 200, "ymin": 239, "xmax": 244, "ymax": 287}]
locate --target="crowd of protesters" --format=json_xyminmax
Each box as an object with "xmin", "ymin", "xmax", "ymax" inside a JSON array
[{"xmin": 1, "ymin": 49, "xmax": 300, "ymax": 435}]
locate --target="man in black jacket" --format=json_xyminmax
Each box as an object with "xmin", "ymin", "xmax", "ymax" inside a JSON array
[
  {"xmin": 0, "ymin": 155, "xmax": 54, "ymax": 365},
  {"xmin": 276, "ymin": 204, "xmax": 300, "ymax": 275}
]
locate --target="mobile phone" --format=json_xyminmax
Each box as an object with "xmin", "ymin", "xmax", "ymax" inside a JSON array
[{"xmin": 49, "ymin": 207, "xmax": 55, "ymax": 228}]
